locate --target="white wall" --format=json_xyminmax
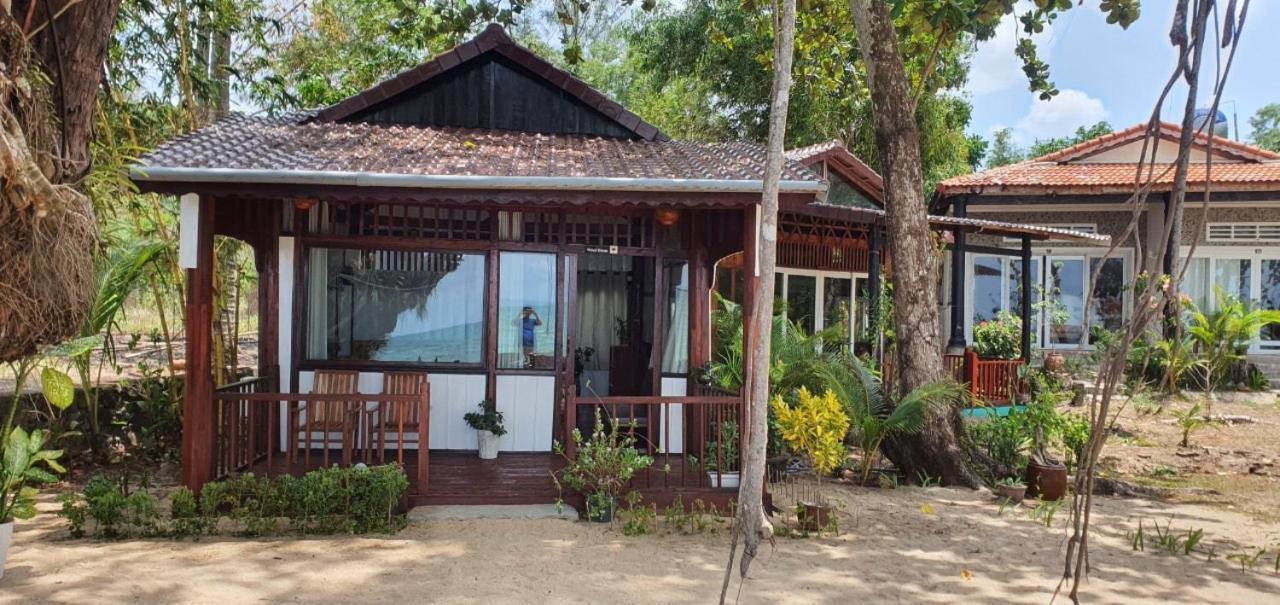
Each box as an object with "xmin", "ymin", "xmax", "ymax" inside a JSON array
[
  {"xmin": 659, "ymin": 377, "xmax": 686, "ymax": 454},
  {"xmin": 495, "ymin": 375, "xmax": 555, "ymax": 452}
]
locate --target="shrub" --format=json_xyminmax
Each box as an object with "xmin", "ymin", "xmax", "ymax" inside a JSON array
[
  {"xmin": 553, "ymin": 408, "xmax": 654, "ymax": 521},
  {"xmin": 58, "ymin": 464, "xmax": 410, "ymax": 539},
  {"xmin": 972, "ymin": 311, "xmax": 1022, "ymax": 360}
]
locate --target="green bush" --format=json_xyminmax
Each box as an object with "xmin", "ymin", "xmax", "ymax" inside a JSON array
[
  {"xmin": 972, "ymin": 311, "xmax": 1022, "ymax": 360},
  {"xmin": 57, "ymin": 464, "xmax": 409, "ymax": 539}
]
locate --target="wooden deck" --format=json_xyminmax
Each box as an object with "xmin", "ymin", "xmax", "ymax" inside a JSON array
[{"xmin": 238, "ymin": 448, "xmax": 737, "ymax": 508}]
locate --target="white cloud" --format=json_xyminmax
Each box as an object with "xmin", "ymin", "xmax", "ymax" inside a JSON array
[
  {"xmin": 965, "ymin": 8, "xmax": 1055, "ymax": 96},
  {"xmin": 1014, "ymin": 88, "xmax": 1108, "ymax": 142}
]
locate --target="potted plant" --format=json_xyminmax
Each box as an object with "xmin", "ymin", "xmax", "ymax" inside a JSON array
[
  {"xmin": 972, "ymin": 311, "xmax": 1022, "ymax": 360},
  {"xmin": 994, "ymin": 476, "xmax": 1026, "ymax": 503},
  {"xmin": 704, "ymin": 420, "xmax": 740, "ymax": 488},
  {"xmin": 553, "ymin": 408, "xmax": 653, "ymax": 522},
  {"xmin": 771, "ymin": 387, "xmax": 851, "ymax": 532},
  {"xmin": 2, "ymin": 428, "xmax": 65, "ymax": 579},
  {"xmin": 463, "ymin": 399, "xmax": 506, "ymax": 460},
  {"xmin": 1022, "ymin": 372, "xmax": 1069, "ymax": 501}
]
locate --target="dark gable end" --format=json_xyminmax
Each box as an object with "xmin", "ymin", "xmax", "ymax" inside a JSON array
[
  {"xmin": 311, "ymin": 24, "xmax": 665, "ymax": 141},
  {"xmin": 343, "ymin": 54, "xmax": 638, "ymax": 138}
]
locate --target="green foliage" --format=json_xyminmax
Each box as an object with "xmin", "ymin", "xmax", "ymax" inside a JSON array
[
  {"xmin": 1185, "ymin": 288, "xmax": 1280, "ymax": 397},
  {"xmin": 771, "ymin": 388, "xmax": 851, "ymax": 478},
  {"xmin": 983, "ymin": 121, "xmax": 1114, "ymax": 168},
  {"xmin": 972, "ymin": 311, "xmax": 1022, "ymax": 360},
  {"xmin": 620, "ymin": 490, "xmax": 657, "ymax": 536},
  {"xmin": 1249, "ymin": 103, "xmax": 1280, "ymax": 152},
  {"xmin": 58, "ymin": 465, "xmax": 410, "ymax": 539},
  {"xmin": 1171, "ymin": 403, "xmax": 1221, "ymax": 448},
  {"xmin": 703, "ymin": 420, "xmax": 739, "ymax": 473},
  {"xmin": 965, "ymin": 411, "xmax": 1031, "ymax": 480},
  {"xmin": 553, "ymin": 409, "xmax": 654, "ymax": 521},
  {"xmin": 1128, "ymin": 519, "xmax": 1209, "ymax": 557},
  {"xmin": 1, "ymin": 428, "xmax": 65, "ymax": 522},
  {"xmin": 463, "ymin": 399, "xmax": 507, "ymax": 437},
  {"xmin": 986, "ymin": 128, "xmax": 1024, "ymax": 168},
  {"xmin": 114, "ymin": 362, "xmax": 183, "ymax": 461}
]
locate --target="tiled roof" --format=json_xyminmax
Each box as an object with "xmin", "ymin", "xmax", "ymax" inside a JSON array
[
  {"xmin": 786, "ymin": 140, "xmax": 885, "ymax": 203},
  {"xmin": 798, "ymin": 203, "xmax": 1110, "ymax": 243},
  {"xmin": 939, "ymin": 122, "xmax": 1280, "ymax": 196},
  {"xmin": 1037, "ymin": 122, "xmax": 1280, "ymax": 163},
  {"xmin": 132, "ymin": 115, "xmax": 825, "ymax": 190},
  {"xmin": 312, "ymin": 24, "xmax": 666, "ymax": 141},
  {"xmin": 937, "ymin": 161, "xmax": 1280, "ymax": 195}
]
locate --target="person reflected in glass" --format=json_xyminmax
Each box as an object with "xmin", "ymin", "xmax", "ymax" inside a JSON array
[{"xmin": 518, "ymin": 306, "xmax": 543, "ymax": 367}]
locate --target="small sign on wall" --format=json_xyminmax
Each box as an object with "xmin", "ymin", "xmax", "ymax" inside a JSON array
[{"xmin": 585, "ymin": 245, "xmax": 619, "ymax": 255}]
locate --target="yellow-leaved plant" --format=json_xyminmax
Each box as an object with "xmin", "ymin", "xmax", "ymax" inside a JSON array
[{"xmin": 771, "ymin": 387, "xmax": 851, "ymax": 487}]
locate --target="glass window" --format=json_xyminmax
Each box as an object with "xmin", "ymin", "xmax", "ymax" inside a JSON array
[
  {"xmin": 823, "ymin": 277, "xmax": 853, "ymax": 343},
  {"xmin": 786, "ymin": 274, "xmax": 816, "ymax": 333},
  {"xmin": 1089, "ymin": 257, "xmax": 1125, "ymax": 341},
  {"xmin": 972, "ymin": 256, "xmax": 1003, "ymax": 324},
  {"xmin": 662, "ymin": 262, "xmax": 690, "ymax": 373},
  {"xmin": 1263, "ymin": 260, "xmax": 1280, "ymax": 341},
  {"xmin": 1181, "ymin": 257, "xmax": 1210, "ymax": 312},
  {"xmin": 1048, "ymin": 258, "xmax": 1085, "ymax": 345},
  {"xmin": 306, "ymin": 248, "xmax": 484, "ymax": 364},
  {"xmin": 499, "ymin": 252, "xmax": 558, "ymax": 369},
  {"xmin": 1213, "ymin": 258, "xmax": 1251, "ymax": 303},
  {"xmin": 1007, "ymin": 258, "xmax": 1041, "ymax": 345}
]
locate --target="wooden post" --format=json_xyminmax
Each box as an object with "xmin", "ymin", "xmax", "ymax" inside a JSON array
[
  {"xmin": 1020, "ymin": 236, "xmax": 1033, "ymax": 363},
  {"xmin": 947, "ymin": 198, "xmax": 967, "ymax": 352},
  {"xmin": 182, "ymin": 195, "xmax": 216, "ymax": 493},
  {"xmin": 964, "ymin": 348, "xmax": 979, "ymax": 399},
  {"xmin": 417, "ymin": 381, "xmax": 431, "ymax": 496}
]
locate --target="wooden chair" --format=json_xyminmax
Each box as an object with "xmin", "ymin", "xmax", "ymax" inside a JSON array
[
  {"xmin": 373, "ymin": 372, "xmax": 428, "ymax": 465},
  {"xmin": 299, "ymin": 369, "xmax": 360, "ymax": 467}
]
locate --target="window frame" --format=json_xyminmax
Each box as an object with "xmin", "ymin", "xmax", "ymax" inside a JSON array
[{"xmin": 297, "ymin": 242, "xmax": 490, "ymax": 371}]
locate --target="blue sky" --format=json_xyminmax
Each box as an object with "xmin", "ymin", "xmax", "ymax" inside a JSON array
[{"xmin": 965, "ymin": 1, "xmax": 1279, "ymax": 148}]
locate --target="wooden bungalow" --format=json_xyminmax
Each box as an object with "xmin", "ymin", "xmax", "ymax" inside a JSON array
[{"xmin": 131, "ymin": 25, "xmax": 1104, "ymax": 506}]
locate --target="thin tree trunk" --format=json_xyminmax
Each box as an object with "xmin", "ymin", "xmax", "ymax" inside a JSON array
[
  {"xmin": 849, "ymin": 0, "xmax": 977, "ymax": 487},
  {"xmin": 721, "ymin": 0, "xmax": 795, "ymax": 601}
]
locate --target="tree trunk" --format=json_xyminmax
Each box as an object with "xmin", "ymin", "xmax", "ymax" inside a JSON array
[
  {"xmin": 16, "ymin": 0, "xmax": 123, "ymax": 183},
  {"xmin": 721, "ymin": 0, "xmax": 795, "ymax": 600},
  {"xmin": 849, "ymin": 0, "xmax": 977, "ymax": 487}
]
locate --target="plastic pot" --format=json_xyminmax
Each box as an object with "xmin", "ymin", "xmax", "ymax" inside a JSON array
[
  {"xmin": 707, "ymin": 471, "xmax": 740, "ymax": 489},
  {"xmin": 1026, "ymin": 460, "xmax": 1069, "ymax": 501},
  {"xmin": 477, "ymin": 430, "xmax": 499, "ymax": 460},
  {"xmin": 1, "ymin": 520, "xmax": 13, "ymax": 581}
]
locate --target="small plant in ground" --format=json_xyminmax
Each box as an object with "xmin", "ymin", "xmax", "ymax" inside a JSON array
[
  {"xmin": 1126, "ymin": 519, "xmax": 1208, "ymax": 557},
  {"xmin": 1226, "ymin": 548, "xmax": 1267, "ymax": 572},
  {"xmin": 876, "ymin": 472, "xmax": 898, "ymax": 489},
  {"xmin": 552, "ymin": 408, "xmax": 653, "ymax": 522},
  {"xmin": 1149, "ymin": 464, "xmax": 1179, "ymax": 478},
  {"xmin": 1172, "ymin": 402, "xmax": 1221, "ymax": 447},
  {"xmin": 1027, "ymin": 498, "xmax": 1062, "ymax": 528},
  {"xmin": 621, "ymin": 491, "xmax": 656, "ymax": 536},
  {"xmin": 915, "ymin": 471, "xmax": 940, "ymax": 488},
  {"xmin": 1128, "ymin": 520, "xmax": 1146, "ymax": 551}
]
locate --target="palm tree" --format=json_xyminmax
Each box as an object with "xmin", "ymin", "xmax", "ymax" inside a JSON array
[
  {"xmin": 1186, "ymin": 287, "xmax": 1280, "ymax": 406},
  {"xmin": 817, "ymin": 358, "xmax": 967, "ymax": 484}
]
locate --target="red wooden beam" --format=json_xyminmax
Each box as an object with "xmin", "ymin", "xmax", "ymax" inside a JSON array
[{"xmin": 182, "ymin": 195, "xmax": 216, "ymax": 494}]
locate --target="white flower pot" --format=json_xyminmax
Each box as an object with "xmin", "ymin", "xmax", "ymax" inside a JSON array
[
  {"xmin": 707, "ymin": 471, "xmax": 740, "ymax": 489},
  {"xmin": 1, "ymin": 520, "xmax": 13, "ymax": 581},
  {"xmin": 477, "ymin": 430, "xmax": 499, "ymax": 460}
]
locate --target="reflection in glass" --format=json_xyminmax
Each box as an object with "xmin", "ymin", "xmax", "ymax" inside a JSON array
[
  {"xmin": 1213, "ymin": 258, "xmax": 1252, "ymax": 303},
  {"xmin": 972, "ymin": 256, "xmax": 1003, "ymax": 323},
  {"xmin": 1089, "ymin": 257, "xmax": 1124, "ymax": 341},
  {"xmin": 306, "ymin": 248, "xmax": 484, "ymax": 363},
  {"xmin": 1263, "ymin": 260, "xmax": 1280, "ymax": 341},
  {"xmin": 1181, "ymin": 257, "xmax": 1209, "ymax": 312},
  {"xmin": 499, "ymin": 252, "xmax": 558, "ymax": 369},
  {"xmin": 824, "ymin": 277, "xmax": 853, "ymax": 345},
  {"xmin": 662, "ymin": 262, "xmax": 690, "ymax": 373},
  {"xmin": 787, "ymin": 274, "xmax": 817, "ymax": 333},
  {"xmin": 1049, "ymin": 258, "xmax": 1085, "ymax": 345},
  {"xmin": 1007, "ymin": 258, "xmax": 1041, "ymax": 345}
]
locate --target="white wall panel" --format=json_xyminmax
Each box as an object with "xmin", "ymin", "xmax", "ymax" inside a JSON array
[
  {"xmin": 660, "ymin": 377, "xmax": 686, "ymax": 454},
  {"xmin": 496, "ymin": 375, "xmax": 555, "ymax": 452}
]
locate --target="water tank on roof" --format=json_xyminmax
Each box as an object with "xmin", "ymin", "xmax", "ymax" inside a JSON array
[{"xmin": 1193, "ymin": 108, "xmax": 1230, "ymax": 137}]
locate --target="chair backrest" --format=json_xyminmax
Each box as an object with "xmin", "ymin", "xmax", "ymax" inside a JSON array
[
  {"xmin": 382, "ymin": 372, "xmax": 428, "ymax": 425},
  {"xmin": 308, "ymin": 369, "xmax": 359, "ymax": 425}
]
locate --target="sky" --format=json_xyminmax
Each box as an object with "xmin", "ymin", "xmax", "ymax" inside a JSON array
[{"xmin": 964, "ymin": 1, "xmax": 1280, "ymax": 149}]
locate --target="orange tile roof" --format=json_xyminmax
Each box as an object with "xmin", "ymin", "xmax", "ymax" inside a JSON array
[{"xmin": 938, "ymin": 122, "xmax": 1280, "ymax": 196}]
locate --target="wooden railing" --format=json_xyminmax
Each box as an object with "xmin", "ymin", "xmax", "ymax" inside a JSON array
[
  {"xmin": 211, "ymin": 381, "xmax": 431, "ymax": 494},
  {"xmin": 888, "ymin": 351, "xmax": 1024, "ymax": 405},
  {"xmin": 565, "ymin": 384, "xmax": 744, "ymax": 490}
]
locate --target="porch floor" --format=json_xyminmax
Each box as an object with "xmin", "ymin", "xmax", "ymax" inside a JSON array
[{"xmin": 237, "ymin": 449, "xmax": 735, "ymax": 508}]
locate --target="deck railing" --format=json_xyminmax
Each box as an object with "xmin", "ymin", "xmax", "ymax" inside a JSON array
[
  {"xmin": 883, "ymin": 350, "xmax": 1024, "ymax": 405},
  {"xmin": 565, "ymin": 384, "xmax": 744, "ymax": 490},
  {"xmin": 211, "ymin": 381, "xmax": 431, "ymax": 494}
]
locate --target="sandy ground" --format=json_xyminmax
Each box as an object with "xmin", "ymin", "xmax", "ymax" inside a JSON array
[
  {"xmin": 1101, "ymin": 391, "xmax": 1280, "ymax": 523},
  {"xmin": 4, "ymin": 485, "xmax": 1280, "ymax": 604}
]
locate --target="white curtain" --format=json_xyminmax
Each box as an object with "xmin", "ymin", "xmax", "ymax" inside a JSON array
[
  {"xmin": 306, "ymin": 248, "xmax": 329, "ymax": 359},
  {"xmin": 576, "ymin": 255, "xmax": 630, "ymax": 371},
  {"xmin": 662, "ymin": 264, "xmax": 689, "ymax": 373}
]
